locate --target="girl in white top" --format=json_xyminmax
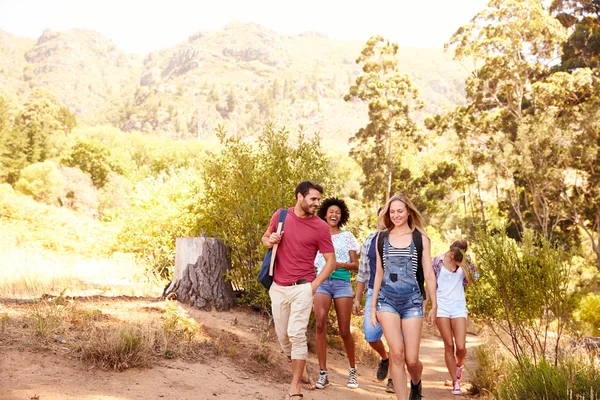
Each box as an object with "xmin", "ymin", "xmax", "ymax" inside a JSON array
[{"xmin": 432, "ymin": 239, "xmax": 478, "ymax": 395}]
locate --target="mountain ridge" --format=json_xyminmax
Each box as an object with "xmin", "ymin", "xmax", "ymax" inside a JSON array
[{"xmin": 0, "ymin": 21, "xmax": 467, "ymax": 143}]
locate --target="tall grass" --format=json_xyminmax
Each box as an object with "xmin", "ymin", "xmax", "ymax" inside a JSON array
[
  {"xmin": 471, "ymin": 345, "xmax": 600, "ymax": 399},
  {"xmin": 0, "ymin": 247, "xmax": 165, "ymax": 298}
]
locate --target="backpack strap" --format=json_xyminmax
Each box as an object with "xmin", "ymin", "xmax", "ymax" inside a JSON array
[
  {"xmin": 412, "ymin": 229, "xmax": 425, "ymax": 300},
  {"xmin": 278, "ymin": 208, "xmax": 288, "ymax": 228},
  {"xmin": 376, "ymin": 230, "xmax": 389, "ymax": 268}
]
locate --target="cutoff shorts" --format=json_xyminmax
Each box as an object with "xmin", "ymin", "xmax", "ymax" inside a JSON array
[
  {"xmin": 437, "ymin": 301, "xmax": 468, "ymax": 319},
  {"xmin": 377, "ymin": 292, "xmax": 424, "ymax": 320},
  {"xmin": 315, "ymin": 278, "xmax": 354, "ymax": 299}
]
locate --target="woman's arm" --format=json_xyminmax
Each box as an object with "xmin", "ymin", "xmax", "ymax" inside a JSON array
[
  {"xmin": 421, "ymin": 235, "xmax": 437, "ymax": 326},
  {"xmin": 336, "ymin": 250, "xmax": 358, "ymax": 271},
  {"xmin": 370, "ymin": 235, "xmax": 384, "ymax": 327}
]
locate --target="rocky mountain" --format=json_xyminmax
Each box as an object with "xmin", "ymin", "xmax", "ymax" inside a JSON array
[
  {"xmin": 0, "ymin": 28, "xmax": 141, "ymax": 124},
  {"xmin": 0, "ymin": 21, "xmax": 468, "ymax": 144}
]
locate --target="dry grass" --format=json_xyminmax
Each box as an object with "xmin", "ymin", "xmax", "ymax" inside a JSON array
[
  {"xmin": 0, "ymin": 297, "xmax": 212, "ymax": 371},
  {"xmin": 0, "ymin": 245, "xmax": 165, "ymax": 299}
]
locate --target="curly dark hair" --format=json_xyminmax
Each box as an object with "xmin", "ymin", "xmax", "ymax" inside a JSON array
[{"xmin": 317, "ymin": 197, "xmax": 350, "ymax": 227}]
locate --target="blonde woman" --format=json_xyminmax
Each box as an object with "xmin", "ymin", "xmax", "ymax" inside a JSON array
[{"xmin": 370, "ymin": 194, "xmax": 437, "ymax": 400}]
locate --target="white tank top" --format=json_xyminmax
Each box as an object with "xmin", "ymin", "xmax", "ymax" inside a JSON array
[{"xmin": 436, "ymin": 265, "xmax": 466, "ymax": 304}]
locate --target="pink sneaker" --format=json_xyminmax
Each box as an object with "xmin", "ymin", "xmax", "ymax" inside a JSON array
[
  {"xmin": 452, "ymin": 380, "xmax": 461, "ymax": 395},
  {"xmin": 456, "ymin": 364, "xmax": 464, "ymax": 381}
]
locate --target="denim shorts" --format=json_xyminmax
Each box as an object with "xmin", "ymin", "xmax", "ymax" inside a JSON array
[
  {"xmin": 376, "ymin": 292, "xmax": 423, "ymax": 320},
  {"xmin": 363, "ymin": 288, "xmax": 383, "ymax": 342},
  {"xmin": 315, "ymin": 278, "xmax": 354, "ymax": 299}
]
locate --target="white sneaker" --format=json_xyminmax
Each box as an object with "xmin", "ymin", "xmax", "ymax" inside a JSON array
[
  {"xmin": 347, "ymin": 367, "xmax": 359, "ymax": 389},
  {"xmin": 452, "ymin": 380, "xmax": 461, "ymax": 395},
  {"xmin": 315, "ymin": 369, "xmax": 329, "ymax": 389}
]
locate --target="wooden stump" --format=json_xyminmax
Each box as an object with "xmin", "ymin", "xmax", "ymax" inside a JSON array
[{"xmin": 163, "ymin": 237, "xmax": 235, "ymax": 311}]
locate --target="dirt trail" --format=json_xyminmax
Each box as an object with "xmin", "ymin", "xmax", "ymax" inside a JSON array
[{"xmin": 1, "ymin": 301, "xmax": 481, "ymax": 399}]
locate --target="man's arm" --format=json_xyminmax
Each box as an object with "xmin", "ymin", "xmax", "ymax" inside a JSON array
[
  {"xmin": 311, "ymin": 252, "xmax": 336, "ymax": 294},
  {"xmin": 353, "ymin": 281, "xmax": 366, "ymax": 315}
]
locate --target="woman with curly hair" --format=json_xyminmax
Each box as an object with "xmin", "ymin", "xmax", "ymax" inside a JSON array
[{"xmin": 312, "ymin": 197, "xmax": 360, "ymax": 390}]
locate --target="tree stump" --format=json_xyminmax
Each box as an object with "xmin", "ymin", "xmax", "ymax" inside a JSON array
[{"xmin": 163, "ymin": 237, "xmax": 235, "ymax": 311}]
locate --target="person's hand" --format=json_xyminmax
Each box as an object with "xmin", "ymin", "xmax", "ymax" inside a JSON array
[
  {"xmin": 370, "ymin": 307, "xmax": 378, "ymax": 328},
  {"xmin": 427, "ymin": 307, "xmax": 437, "ymax": 327},
  {"xmin": 268, "ymin": 231, "xmax": 283, "ymax": 245},
  {"xmin": 353, "ymin": 297, "xmax": 362, "ymax": 315},
  {"xmin": 311, "ymin": 281, "xmax": 318, "ymax": 295}
]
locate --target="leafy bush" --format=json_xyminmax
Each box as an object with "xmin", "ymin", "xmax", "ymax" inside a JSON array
[
  {"xmin": 575, "ymin": 292, "xmax": 600, "ymax": 336},
  {"xmin": 116, "ymin": 169, "xmax": 202, "ymax": 278},
  {"xmin": 198, "ymin": 124, "xmax": 333, "ymax": 308},
  {"xmin": 15, "ymin": 160, "xmax": 64, "ymax": 204},
  {"xmin": 469, "ymin": 230, "xmax": 577, "ymax": 364}
]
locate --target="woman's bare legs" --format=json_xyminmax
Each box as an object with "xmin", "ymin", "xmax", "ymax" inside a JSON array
[
  {"xmin": 314, "ymin": 293, "xmax": 333, "ymax": 370},
  {"xmin": 402, "ymin": 317, "xmax": 423, "ymax": 386},
  {"xmin": 436, "ymin": 317, "xmax": 467, "ymax": 381},
  {"xmin": 334, "ymin": 297, "xmax": 356, "ymax": 367},
  {"xmin": 378, "ymin": 311, "xmax": 406, "ymax": 400}
]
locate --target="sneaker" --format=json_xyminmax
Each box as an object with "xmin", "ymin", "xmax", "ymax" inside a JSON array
[
  {"xmin": 386, "ymin": 378, "xmax": 395, "ymax": 393},
  {"xmin": 452, "ymin": 380, "xmax": 461, "ymax": 395},
  {"xmin": 376, "ymin": 358, "xmax": 389, "ymax": 381},
  {"xmin": 347, "ymin": 367, "xmax": 359, "ymax": 389},
  {"xmin": 456, "ymin": 364, "xmax": 464, "ymax": 381},
  {"xmin": 409, "ymin": 380, "xmax": 423, "ymax": 400},
  {"xmin": 315, "ymin": 369, "xmax": 329, "ymax": 389}
]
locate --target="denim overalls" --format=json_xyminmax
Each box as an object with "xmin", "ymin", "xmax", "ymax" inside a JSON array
[{"xmin": 376, "ymin": 237, "xmax": 424, "ymax": 319}]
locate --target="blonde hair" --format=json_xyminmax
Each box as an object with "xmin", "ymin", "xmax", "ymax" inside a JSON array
[{"xmin": 377, "ymin": 193, "xmax": 425, "ymax": 233}]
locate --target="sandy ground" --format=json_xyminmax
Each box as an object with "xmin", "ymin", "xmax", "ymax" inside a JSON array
[{"xmin": 0, "ymin": 300, "xmax": 481, "ymax": 400}]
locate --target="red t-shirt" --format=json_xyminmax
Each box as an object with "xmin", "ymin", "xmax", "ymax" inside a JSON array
[{"xmin": 268, "ymin": 207, "xmax": 334, "ymax": 286}]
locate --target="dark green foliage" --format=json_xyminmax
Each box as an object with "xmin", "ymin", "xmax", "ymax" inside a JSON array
[
  {"xmin": 0, "ymin": 96, "xmax": 27, "ymax": 184},
  {"xmin": 62, "ymin": 139, "xmax": 113, "ymax": 188},
  {"xmin": 198, "ymin": 124, "xmax": 333, "ymax": 308},
  {"xmin": 551, "ymin": 1, "xmax": 600, "ymax": 71},
  {"xmin": 15, "ymin": 89, "xmax": 76, "ymax": 164}
]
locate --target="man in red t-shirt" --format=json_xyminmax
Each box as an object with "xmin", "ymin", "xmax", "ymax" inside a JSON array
[{"xmin": 262, "ymin": 180, "xmax": 336, "ymax": 399}]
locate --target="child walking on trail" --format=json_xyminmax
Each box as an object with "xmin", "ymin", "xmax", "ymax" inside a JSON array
[{"xmin": 432, "ymin": 238, "xmax": 478, "ymax": 395}]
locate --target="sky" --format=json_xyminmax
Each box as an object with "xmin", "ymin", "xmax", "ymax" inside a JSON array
[{"xmin": 0, "ymin": 0, "xmax": 489, "ymax": 55}]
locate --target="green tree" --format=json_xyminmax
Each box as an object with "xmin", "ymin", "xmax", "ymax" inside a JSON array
[
  {"xmin": 345, "ymin": 35, "xmax": 424, "ymax": 204},
  {"xmin": 14, "ymin": 89, "xmax": 76, "ymax": 164},
  {"xmin": 442, "ymin": 0, "xmax": 570, "ymax": 240},
  {"xmin": 199, "ymin": 124, "xmax": 333, "ymax": 308},
  {"xmin": 0, "ymin": 96, "xmax": 27, "ymax": 184},
  {"xmin": 551, "ymin": 0, "xmax": 600, "ymax": 70},
  {"xmin": 62, "ymin": 139, "xmax": 113, "ymax": 188}
]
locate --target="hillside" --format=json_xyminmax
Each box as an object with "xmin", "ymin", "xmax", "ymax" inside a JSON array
[{"xmin": 0, "ymin": 21, "xmax": 468, "ymax": 144}]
